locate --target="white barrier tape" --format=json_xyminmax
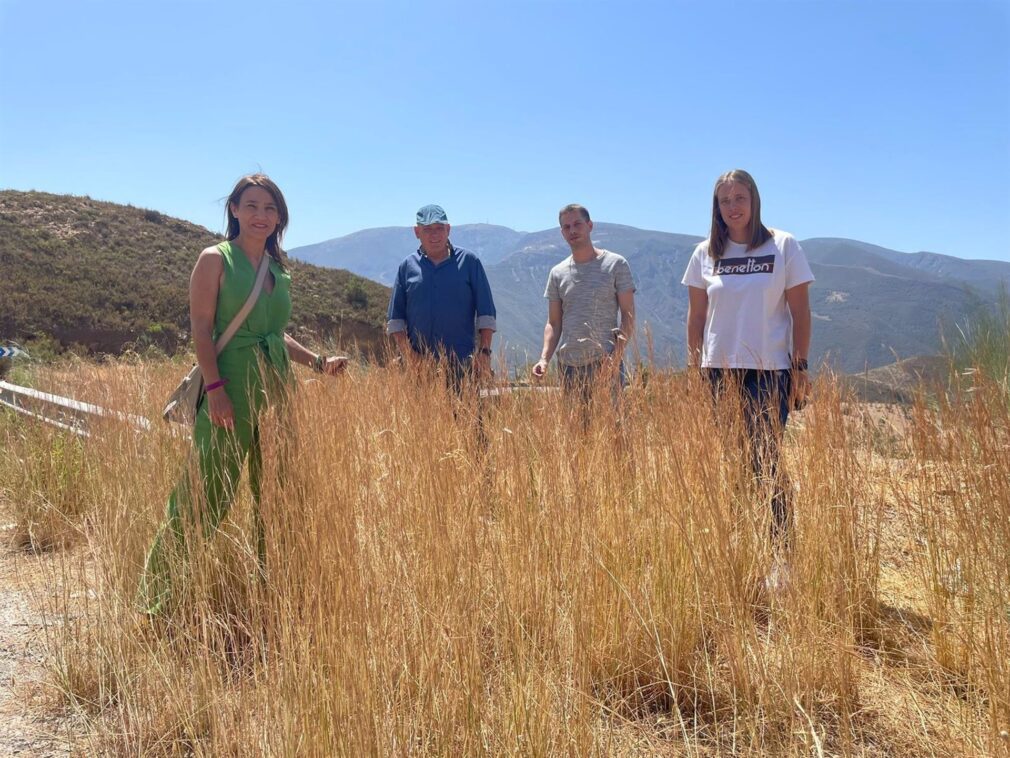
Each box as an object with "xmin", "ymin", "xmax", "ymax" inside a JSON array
[
  {"xmin": 0, "ymin": 395, "xmax": 90, "ymax": 437},
  {"xmin": 0, "ymin": 380, "xmax": 152, "ymax": 435},
  {"xmin": 478, "ymin": 385, "xmax": 559, "ymax": 398},
  {"xmin": 0, "ymin": 378, "xmax": 550, "ymax": 439}
]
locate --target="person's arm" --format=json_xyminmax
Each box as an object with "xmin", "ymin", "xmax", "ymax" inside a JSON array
[
  {"xmin": 785, "ymin": 282, "xmax": 812, "ymax": 406},
  {"xmin": 786, "ymin": 282, "xmax": 811, "ymax": 363},
  {"xmin": 472, "ymin": 259, "xmax": 497, "ymax": 332},
  {"xmin": 284, "ymin": 333, "xmax": 348, "ymax": 376},
  {"xmin": 532, "ymin": 299, "xmax": 563, "ymax": 380},
  {"xmin": 387, "ymin": 265, "xmax": 417, "ymax": 366},
  {"xmin": 686, "ymin": 286, "xmax": 708, "ymax": 369},
  {"xmin": 189, "ymin": 247, "xmax": 233, "ymax": 429},
  {"xmin": 471, "ymin": 261, "xmax": 497, "ymax": 379},
  {"xmin": 391, "ymin": 330, "xmax": 414, "ymax": 362},
  {"xmin": 472, "ymin": 328, "xmax": 494, "ymax": 379},
  {"xmin": 602, "ymin": 257, "xmax": 637, "ymax": 380},
  {"xmin": 611, "ymin": 289, "xmax": 636, "ymax": 365}
]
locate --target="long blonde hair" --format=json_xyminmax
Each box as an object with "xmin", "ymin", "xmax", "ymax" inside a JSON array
[{"xmin": 708, "ymin": 169, "xmax": 772, "ymax": 261}]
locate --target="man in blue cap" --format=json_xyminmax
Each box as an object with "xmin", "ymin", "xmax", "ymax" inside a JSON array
[{"xmin": 387, "ymin": 204, "xmax": 497, "ymax": 388}]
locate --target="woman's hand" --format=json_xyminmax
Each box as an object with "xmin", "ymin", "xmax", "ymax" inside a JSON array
[
  {"xmin": 206, "ymin": 387, "xmax": 235, "ymax": 430},
  {"xmin": 791, "ymin": 369, "xmax": 811, "ymax": 411},
  {"xmin": 323, "ymin": 356, "xmax": 349, "ymax": 376}
]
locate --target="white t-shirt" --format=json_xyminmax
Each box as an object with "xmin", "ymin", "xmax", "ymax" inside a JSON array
[{"xmin": 681, "ymin": 230, "xmax": 814, "ymax": 370}]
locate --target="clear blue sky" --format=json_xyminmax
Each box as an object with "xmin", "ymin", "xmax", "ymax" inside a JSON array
[{"xmin": 2, "ymin": 0, "xmax": 1008, "ymax": 261}]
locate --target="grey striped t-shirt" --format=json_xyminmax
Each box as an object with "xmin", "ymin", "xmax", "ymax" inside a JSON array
[{"xmin": 545, "ymin": 249, "xmax": 636, "ymax": 368}]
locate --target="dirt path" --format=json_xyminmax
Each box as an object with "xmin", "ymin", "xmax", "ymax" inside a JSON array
[{"xmin": 0, "ymin": 524, "xmax": 76, "ymax": 757}]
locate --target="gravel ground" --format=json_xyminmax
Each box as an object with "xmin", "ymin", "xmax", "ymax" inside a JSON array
[{"xmin": 0, "ymin": 525, "xmax": 78, "ymax": 757}]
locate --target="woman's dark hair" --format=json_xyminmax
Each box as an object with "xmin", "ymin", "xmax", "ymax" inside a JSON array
[
  {"xmin": 708, "ymin": 169, "xmax": 772, "ymax": 261},
  {"xmin": 225, "ymin": 173, "xmax": 289, "ymax": 270}
]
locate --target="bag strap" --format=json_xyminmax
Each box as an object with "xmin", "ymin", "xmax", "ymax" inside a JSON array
[{"xmin": 214, "ymin": 253, "xmax": 272, "ymax": 356}]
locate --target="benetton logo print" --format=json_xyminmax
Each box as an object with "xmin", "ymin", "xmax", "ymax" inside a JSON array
[{"xmin": 714, "ymin": 255, "xmax": 775, "ymax": 276}]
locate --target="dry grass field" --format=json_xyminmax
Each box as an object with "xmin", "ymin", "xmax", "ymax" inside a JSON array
[{"xmin": 1, "ymin": 356, "xmax": 1008, "ymax": 756}]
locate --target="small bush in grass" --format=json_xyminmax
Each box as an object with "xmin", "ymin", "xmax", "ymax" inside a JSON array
[{"xmin": 952, "ymin": 285, "xmax": 1010, "ymax": 395}]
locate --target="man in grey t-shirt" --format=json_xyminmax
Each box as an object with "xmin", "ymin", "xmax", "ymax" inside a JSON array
[{"xmin": 532, "ymin": 204, "xmax": 636, "ymax": 407}]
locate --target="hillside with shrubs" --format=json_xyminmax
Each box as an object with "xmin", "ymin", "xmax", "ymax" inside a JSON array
[{"xmin": 0, "ymin": 190, "xmax": 389, "ymax": 358}]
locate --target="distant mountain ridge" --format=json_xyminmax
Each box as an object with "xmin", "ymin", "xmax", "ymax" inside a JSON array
[
  {"xmin": 9, "ymin": 189, "xmax": 1002, "ymax": 375},
  {"xmin": 293, "ymin": 224, "xmax": 527, "ymax": 285},
  {"xmin": 292, "ymin": 225, "xmax": 1010, "ymax": 374}
]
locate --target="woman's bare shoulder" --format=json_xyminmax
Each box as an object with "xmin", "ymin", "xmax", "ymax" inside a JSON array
[
  {"xmin": 193, "ymin": 244, "xmax": 225, "ymax": 268},
  {"xmin": 198, "ymin": 243, "xmax": 224, "ymax": 259}
]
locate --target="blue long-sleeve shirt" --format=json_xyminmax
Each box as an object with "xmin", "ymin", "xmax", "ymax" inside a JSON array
[{"xmin": 387, "ymin": 243, "xmax": 497, "ymax": 362}]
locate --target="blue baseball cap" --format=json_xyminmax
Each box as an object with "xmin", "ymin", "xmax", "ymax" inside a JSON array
[{"xmin": 416, "ymin": 204, "xmax": 449, "ymax": 226}]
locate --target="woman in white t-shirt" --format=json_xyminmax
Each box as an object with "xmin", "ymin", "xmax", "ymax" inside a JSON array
[{"xmin": 681, "ymin": 169, "xmax": 813, "ymax": 564}]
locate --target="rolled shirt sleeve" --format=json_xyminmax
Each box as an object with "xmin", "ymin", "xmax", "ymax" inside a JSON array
[
  {"xmin": 386, "ymin": 263, "xmax": 408, "ymax": 334},
  {"xmin": 472, "ymin": 258, "xmax": 497, "ymax": 332}
]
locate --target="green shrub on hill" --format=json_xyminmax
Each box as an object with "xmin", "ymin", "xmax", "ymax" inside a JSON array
[{"xmin": 952, "ymin": 285, "xmax": 1010, "ymax": 392}]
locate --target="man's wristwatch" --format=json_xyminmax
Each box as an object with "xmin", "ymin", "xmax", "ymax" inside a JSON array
[
  {"xmin": 478, "ymin": 347, "xmax": 492, "ymax": 357},
  {"xmin": 791, "ymin": 358, "xmax": 809, "ymax": 372}
]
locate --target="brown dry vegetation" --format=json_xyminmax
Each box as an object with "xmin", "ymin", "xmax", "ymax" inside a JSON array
[{"xmin": 1, "ymin": 361, "xmax": 1009, "ymax": 756}]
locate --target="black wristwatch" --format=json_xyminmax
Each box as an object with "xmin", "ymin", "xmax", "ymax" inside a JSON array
[
  {"xmin": 791, "ymin": 358, "xmax": 809, "ymax": 372},
  {"xmin": 478, "ymin": 347, "xmax": 492, "ymax": 356}
]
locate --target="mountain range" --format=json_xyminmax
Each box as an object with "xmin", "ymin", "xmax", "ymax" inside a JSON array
[
  {"xmin": 3, "ymin": 188, "xmax": 1007, "ymax": 379},
  {"xmin": 292, "ymin": 225, "xmax": 1010, "ymax": 374}
]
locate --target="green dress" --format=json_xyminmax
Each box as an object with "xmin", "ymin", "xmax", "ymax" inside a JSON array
[{"xmin": 139, "ymin": 241, "xmax": 292, "ymax": 615}]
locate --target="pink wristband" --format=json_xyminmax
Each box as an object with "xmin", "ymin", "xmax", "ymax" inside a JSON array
[{"xmin": 205, "ymin": 378, "xmax": 228, "ymax": 392}]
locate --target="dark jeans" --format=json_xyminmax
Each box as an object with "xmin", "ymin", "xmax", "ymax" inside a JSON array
[
  {"xmin": 705, "ymin": 368, "xmax": 793, "ymax": 543},
  {"xmin": 560, "ymin": 358, "xmax": 627, "ymax": 432},
  {"xmin": 428, "ymin": 354, "xmax": 487, "ymax": 449},
  {"xmin": 440, "ymin": 356, "xmax": 468, "ymax": 395},
  {"xmin": 560, "ymin": 358, "xmax": 627, "ymax": 403},
  {"xmin": 409, "ymin": 352, "xmax": 471, "ymax": 394}
]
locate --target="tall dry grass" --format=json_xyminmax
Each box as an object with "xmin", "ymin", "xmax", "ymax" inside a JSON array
[
  {"xmin": 1, "ymin": 358, "xmax": 1008, "ymax": 755},
  {"xmin": 900, "ymin": 372, "xmax": 1010, "ymax": 748}
]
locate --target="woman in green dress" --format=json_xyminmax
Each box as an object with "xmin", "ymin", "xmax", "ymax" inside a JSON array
[{"xmin": 139, "ymin": 173, "xmax": 346, "ymax": 615}]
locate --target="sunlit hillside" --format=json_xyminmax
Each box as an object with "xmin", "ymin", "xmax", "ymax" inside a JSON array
[{"xmin": 0, "ymin": 190, "xmax": 389, "ymax": 358}]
